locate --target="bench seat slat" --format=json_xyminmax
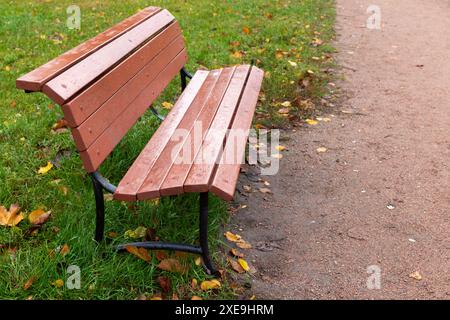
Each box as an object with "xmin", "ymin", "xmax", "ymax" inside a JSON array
[
  {"xmin": 135, "ymin": 69, "xmax": 224, "ymax": 200},
  {"xmin": 183, "ymin": 65, "xmax": 251, "ymax": 193},
  {"xmin": 71, "ymin": 35, "xmax": 186, "ymax": 151},
  {"xmin": 62, "ymin": 22, "xmax": 183, "ymax": 128},
  {"xmin": 79, "ymin": 49, "xmax": 187, "ymax": 172},
  {"xmin": 114, "ymin": 70, "xmax": 210, "ymax": 201},
  {"xmin": 16, "ymin": 7, "xmax": 161, "ymax": 92},
  {"xmin": 43, "ymin": 9, "xmax": 175, "ymax": 105},
  {"xmin": 210, "ymin": 67, "xmax": 264, "ymax": 200}
]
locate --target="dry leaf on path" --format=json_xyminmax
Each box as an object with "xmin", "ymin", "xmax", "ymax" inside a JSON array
[
  {"xmin": 200, "ymin": 279, "xmax": 221, "ymax": 291},
  {"xmin": 305, "ymin": 119, "xmax": 318, "ymax": 125},
  {"xmin": 316, "ymin": 147, "xmax": 328, "ymax": 153},
  {"xmin": 230, "ymin": 248, "xmax": 244, "ymax": 258},
  {"xmin": 228, "ymin": 258, "xmax": 245, "ymax": 274},
  {"xmin": 409, "ymin": 271, "xmax": 422, "ymax": 280},
  {"xmin": 238, "ymin": 258, "xmax": 250, "ymax": 272},
  {"xmin": 224, "ymin": 231, "xmax": 241, "ymax": 242},
  {"xmin": 236, "ymin": 240, "xmax": 252, "ymax": 249},
  {"xmin": 259, "ymin": 187, "xmax": 272, "ymax": 194}
]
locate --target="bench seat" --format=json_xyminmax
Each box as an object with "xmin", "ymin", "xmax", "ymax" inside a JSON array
[{"xmin": 115, "ymin": 65, "xmax": 264, "ymax": 202}]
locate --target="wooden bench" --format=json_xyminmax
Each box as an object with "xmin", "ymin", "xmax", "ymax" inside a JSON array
[{"xmin": 16, "ymin": 7, "xmax": 263, "ymax": 274}]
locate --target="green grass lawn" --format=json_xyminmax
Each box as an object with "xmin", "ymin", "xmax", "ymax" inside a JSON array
[{"xmin": 0, "ymin": 0, "xmax": 335, "ymax": 299}]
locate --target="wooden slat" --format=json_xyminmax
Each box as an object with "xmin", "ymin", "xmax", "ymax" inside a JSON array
[
  {"xmin": 114, "ymin": 70, "xmax": 209, "ymax": 201},
  {"xmin": 210, "ymin": 67, "xmax": 264, "ymax": 201},
  {"xmin": 71, "ymin": 36, "xmax": 185, "ymax": 151},
  {"xmin": 136, "ymin": 69, "xmax": 223, "ymax": 200},
  {"xmin": 62, "ymin": 22, "xmax": 183, "ymax": 127},
  {"xmin": 43, "ymin": 9, "xmax": 175, "ymax": 105},
  {"xmin": 158, "ymin": 67, "xmax": 237, "ymax": 197},
  {"xmin": 79, "ymin": 49, "xmax": 187, "ymax": 172},
  {"xmin": 183, "ymin": 65, "xmax": 251, "ymax": 193},
  {"xmin": 16, "ymin": 7, "xmax": 161, "ymax": 92}
]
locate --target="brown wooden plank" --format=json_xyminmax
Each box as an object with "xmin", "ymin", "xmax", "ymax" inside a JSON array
[
  {"xmin": 43, "ymin": 10, "xmax": 175, "ymax": 105},
  {"xmin": 136, "ymin": 69, "xmax": 223, "ymax": 200},
  {"xmin": 16, "ymin": 7, "xmax": 161, "ymax": 92},
  {"xmin": 183, "ymin": 65, "xmax": 251, "ymax": 193},
  {"xmin": 62, "ymin": 22, "xmax": 183, "ymax": 128},
  {"xmin": 79, "ymin": 49, "xmax": 187, "ymax": 172},
  {"xmin": 71, "ymin": 36, "xmax": 185, "ymax": 151},
  {"xmin": 158, "ymin": 67, "xmax": 237, "ymax": 197},
  {"xmin": 114, "ymin": 70, "xmax": 210, "ymax": 201},
  {"xmin": 210, "ymin": 67, "xmax": 264, "ymax": 201}
]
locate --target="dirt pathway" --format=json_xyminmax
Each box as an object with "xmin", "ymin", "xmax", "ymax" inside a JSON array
[{"xmin": 231, "ymin": 0, "xmax": 450, "ymax": 299}]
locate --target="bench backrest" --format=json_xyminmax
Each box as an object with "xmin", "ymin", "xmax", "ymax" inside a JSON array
[{"xmin": 16, "ymin": 7, "xmax": 187, "ymax": 172}]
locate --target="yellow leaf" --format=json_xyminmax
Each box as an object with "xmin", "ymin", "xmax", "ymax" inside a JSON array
[
  {"xmin": 195, "ymin": 257, "xmax": 202, "ymax": 266},
  {"xmin": 278, "ymin": 108, "xmax": 290, "ymax": 114},
  {"xmin": 125, "ymin": 246, "xmax": 151, "ymax": 262},
  {"xmin": 224, "ymin": 231, "xmax": 241, "ymax": 242},
  {"xmin": 288, "ymin": 60, "xmax": 297, "ymax": 67},
  {"xmin": 275, "ymin": 145, "xmax": 286, "ymax": 151},
  {"xmin": 228, "ymin": 258, "xmax": 245, "ymax": 273},
  {"xmin": 28, "ymin": 208, "xmax": 51, "ymax": 225},
  {"xmin": 38, "ymin": 162, "xmax": 53, "ymax": 174},
  {"xmin": 52, "ymin": 279, "xmax": 64, "ymax": 288},
  {"xmin": 409, "ymin": 271, "xmax": 422, "ymax": 280},
  {"xmin": 200, "ymin": 279, "xmax": 221, "ymax": 290},
  {"xmin": 124, "ymin": 226, "xmax": 146, "ymax": 239},
  {"xmin": 5, "ymin": 65, "xmax": 11, "ymax": 71},
  {"xmin": 191, "ymin": 278, "xmax": 198, "ymax": 288},
  {"xmin": 272, "ymin": 153, "xmax": 283, "ymax": 159},
  {"xmin": 316, "ymin": 147, "xmax": 328, "ymax": 153},
  {"xmin": 191, "ymin": 295, "xmax": 202, "ymax": 300},
  {"xmin": 305, "ymin": 119, "xmax": 318, "ymax": 125},
  {"xmin": 60, "ymin": 244, "xmax": 70, "ymax": 256},
  {"xmin": 231, "ymin": 51, "xmax": 243, "ymax": 59},
  {"xmin": 150, "ymin": 295, "xmax": 163, "ymax": 300},
  {"xmin": 230, "ymin": 248, "xmax": 244, "ymax": 258},
  {"xmin": 162, "ymin": 101, "xmax": 173, "ymax": 109},
  {"xmin": 0, "ymin": 204, "xmax": 24, "ymax": 227},
  {"xmin": 242, "ymin": 26, "xmax": 250, "ymax": 34},
  {"xmin": 280, "ymin": 101, "xmax": 291, "ymax": 107},
  {"xmin": 238, "ymin": 258, "xmax": 250, "ymax": 271},
  {"xmin": 236, "ymin": 240, "xmax": 252, "ymax": 249}
]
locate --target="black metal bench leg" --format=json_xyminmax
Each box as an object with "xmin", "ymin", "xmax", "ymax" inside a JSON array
[
  {"xmin": 90, "ymin": 175, "xmax": 105, "ymax": 243},
  {"xmin": 199, "ymin": 192, "xmax": 218, "ymax": 276}
]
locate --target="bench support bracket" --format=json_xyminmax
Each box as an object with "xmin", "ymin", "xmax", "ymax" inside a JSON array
[{"xmin": 89, "ymin": 173, "xmax": 218, "ymax": 276}]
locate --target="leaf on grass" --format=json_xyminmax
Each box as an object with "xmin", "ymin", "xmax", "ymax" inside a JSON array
[
  {"xmin": 191, "ymin": 278, "xmax": 198, "ymax": 289},
  {"xmin": 157, "ymin": 276, "xmax": 171, "ymax": 293},
  {"xmin": 230, "ymin": 248, "xmax": 244, "ymax": 258},
  {"xmin": 242, "ymin": 26, "xmax": 250, "ymax": 34},
  {"xmin": 52, "ymin": 279, "xmax": 64, "ymax": 288},
  {"xmin": 191, "ymin": 295, "xmax": 202, "ymax": 300},
  {"xmin": 231, "ymin": 51, "xmax": 243, "ymax": 59},
  {"xmin": 157, "ymin": 258, "xmax": 187, "ymax": 274},
  {"xmin": 60, "ymin": 244, "xmax": 70, "ymax": 256},
  {"xmin": 280, "ymin": 101, "xmax": 291, "ymax": 107},
  {"xmin": 278, "ymin": 108, "xmax": 290, "ymax": 114},
  {"xmin": 228, "ymin": 258, "xmax": 245, "ymax": 274},
  {"xmin": 288, "ymin": 60, "xmax": 297, "ymax": 67},
  {"xmin": 52, "ymin": 119, "xmax": 68, "ymax": 131},
  {"xmin": 125, "ymin": 246, "xmax": 151, "ymax": 262},
  {"xmin": 155, "ymin": 250, "xmax": 168, "ymax": 262},
  {"xmin": 0, "ymin": 204, "xmax": 24, "ymax": 227},
  {"xmin": 150, "ymin": 295, "xmax": 163, "ymax": 300},
  {"xmin": 200, "ymin": 279, "xmax": 221, "ymax": 291},
  {"xmin": 224, "ymin": 231, "xmax": 241, "ymax": 242},
  {"xmin": 23, "ymin": 277, "xmax": 37, "ymax": 290},
  {"xmin": 229, "ymin": 41, "xmax": 240, "ymax": 47},
  {"xmin": 305, "ymin": 119, "xmax": 318, "ymax": 125},
  {"xmin": 409, "ymin": 271, "xmax": 422, "ymax": 281},
  {"xmin": 238, "ymin": 258, "xmax": 250, "ymax": 272},
  {"xmin": 195, "ymin": 257, "xmax": 202, "ymax": 266},
  {"xmin": 38, "ymin": 162, "xmax": 53, "ymax": 175},
  {"xmin": 124, "ymin": 226, "xmax": 147, "ymax": 239},
  {"xmin": 162, "ymin": 101, "xmax": 173, "ymax": 109},
  {"xmin": 107, "ymin": 231, "xmax": 117, "ymax": 238},
  {"xmin": 28, "ymin": 208, "xmax": 51, "ymax": 225}
]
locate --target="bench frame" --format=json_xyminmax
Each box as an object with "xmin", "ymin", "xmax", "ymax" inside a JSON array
[{"xmin": 88, "ymin": 67, "xmax": 218, "ymax": 275}]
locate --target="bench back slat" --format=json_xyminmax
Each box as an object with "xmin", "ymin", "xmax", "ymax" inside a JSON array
[
  {"xmin": 43, "ymin": 9, "xmax": 176, "ymax": 105},
  {"xmin": 62, "ymin": 22, "xmax": 183, "ymax": 127},
  {"xmin": 79, "ymin": 48, "xmax": 188, "ymax": 172},
  {"xmin": 16, "ymin": 7, "xmax": 161, "ymax": 92}
]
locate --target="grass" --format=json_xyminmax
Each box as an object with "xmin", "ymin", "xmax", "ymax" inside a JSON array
[{"xmin": 0, "ymin": 0, "xmax": 335, "ymax": 299}]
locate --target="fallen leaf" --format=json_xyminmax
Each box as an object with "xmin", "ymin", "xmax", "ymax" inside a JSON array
[
  {"xmin": 242, "ymin": 185, "xmax": 251, "ymax": 192},
  {"xmin": 288, "ymin": 60, "xmax": 297, "ymax": 67},
  {"xmin": 238, "ymin": 258, "xmax": 250, "ymax": 272},
  {"xmin": 52, "ymin": 279, "xmax": 64, "ymax": 288},
  {"xmin": 409, "ymin": 271, "xmax": 422, "ymax": 281},
  {"xmin": 0, "ymin": 204, "xmax": 24, "ymax": 227},
  {"xmin": 157, "ymin": 258, "xmax": 187, "ymax": 274},
  {"xmin": 23, "ymin": 277, "xmax": 37, "ymax": 290},
  {"xmin": 280, "ymin": 101, "xmax": 291, "ymax": 107},
  {"xmin": 259, "ymin": 187, "xmax": 272, "ymax": 194},
  {"xmin": 155, "ymin": 250, "xmax": 168, "ymax": 262},
  {"xmin": 191, "ymin": 295, "xmax": 202, "ymax": 300},
  {"xmin": 236, "ymin": 240, "xmax": 252, "ymax": 249},
  {"xmin": 103, "ymin": 194, "xmax": 113, "ymax": 201},
  {"xmin": 228, "ymin": 258, "xmax": 245, "ymax": 273},
  {"xmin": 107, "ymin": 231, "xmax": 117, "ymax": 238},
  {"xmin": 200, "ymin": 279, "xmax": 221, "ymax": 290},
  {"xmin": 157, "ymin": 276, "xmax": 171, "ymax": 293},
  {"xmin": 316, "ymin": 147, "xmax": 328, "ymax": 153},
  {"xmin": 230, "ymin": 248, "xmax": 244, "ymax": 258},
  {"xmin": 150, "ymin": 295, "xmax": 163, "ymax": 300},
  {"xmin": 242, "ymin": 26, "xmax": 250, "ymax": 34},
  {"xmin": 224, "ymin": 231, "xmax": 241, "ymax": 242},
  {"xmin": 38, "ymin": 162, "xmax": 53, "ymax": 175},
  {"xmin": 230, "ymin": 40, "xmax": 240, "ymax": 47},
  {"xmin": 278, "ymin": 108, "xmax": 290, "ymax": 114},
  {"xmin": 171, "ymin": 293, "xmax": 179, "ymax": 300},
  {"xmin": 60, "ymin": 244, "xmax": 70, "ymax": 256},
  {"xmin": 52, "ymin": 119, "xmax": 68, "ymax": 131},
  {"xmin": 191, "ymin": 278, "xmax": 198, "ymax": 289},
  {"xmin": 305, "ymin": 119, "xmax": 318, "ymax": 125},
  {"xmin": 194, "ymin": 256, "xmax": 202, "ymax": 266},
  {"xmin": 28, "ymin": 209, "xmax": 51, "ymax": 225},
  {"xmin": 124, "ymin": 226, "xmax": 147, "ymax": 239},
  {"xmin": 231, "ymin": 51, "xmax": 243, "ymax": 59},
  {"xmin": 125, "ymin": 246, "xmax": 151, "ymax": 262},
  {"xmin": 275, "ymin": 145, "xmax": 286, "ymax": 151},
  {"xmin": 162, "ymin": 101, "xmax": 173, "ymax": 109}
]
